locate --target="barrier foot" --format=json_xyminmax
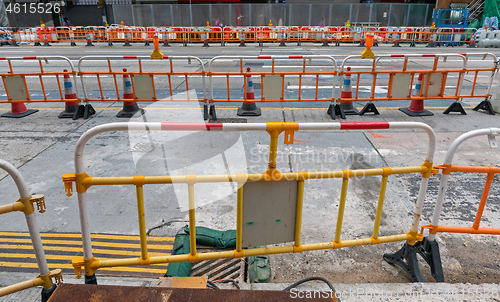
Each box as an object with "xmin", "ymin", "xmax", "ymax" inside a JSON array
[
  {"xmin": 399, "ymin": 107, "xmax": 434, "ymax": 117},
  {"xmin": 203, "ymin": 104, "xmax": 209, "ymax": 120},
  {"xmin": 43, "ymin": 42, "xmax": 51, "ymax": 46},
  {"xmin": 117, "ymin": 103, "xmax": 144, "ymax": 118},
  {"xmin": 41, "ymin": 284, "xmax": 57, "ymax": 302},
  {"xmin": 83, "ymin": 103, "xmax": 96, "ymax": 119},
  {"xmin": 339, "ymin": 102, "xmax": 359, "ymax": 115},
  {"xmin": 336, "ymin": 41, "xmax": 340, "ymax": 46},
  {"xmin": 359, "ymin": 102, "xmax": 379, "ymax": 115},
  {"xmin": 108, "ymin": 41, "xmax": 113, "ymax": 46},
  {"xmin": 183, "ymin": 42, "xmax": 187, "ymax": 47},
  {"xmin": 259, "ymin": 41, "xmax": 264, "ymax": 47},
  {"xmin": 443, "ymin": 102, "xmax": 466, "ymax": 115},
  {"xmin": 34, "ymin": 41, "xmax": 42, "ymax": 46},
  {"xmin": 409, "ymin": 42, "xmax": 416, "ymax": 47},
  {"xmin": 416, "ymin": 237, "xmax": 445, "ymax": 282},
  {"xmin": 383, "ymin": 242, "xmax": 424, "ymax": 282},
  {"xmin": 237, "ymin": 103, "xmax": 261, "ymax": 116},
  {"xmin": 473, "ymin": 99, "xmax": 496, "ymax": 115},
  {"xmin": 72, "ymin": 105, "xmax": 85, "ymax": 120},
  {"xmin": 297, "ymin": 41, "xmax": 301, "ymax": 46},
  {"xmin": 327, "ymin": 104, "xmax": 346, "ymax": 120},
  {"xmin": 145, "ymin": 41, "xmax": 150, "ymax": 46},
  {"xmin": 209, "ymin": 104, "xmax": 217, "ymax": 120},
  {"xmin": 58, "ymin": 104, "xmax": 80, "ymax": 118},
  {"xmin": 85, "ymin": 273, "xmax": 98, "ymax": 285},
  {"xmin": 203, "ymin": 42, "xmax": 210, "ymax": 47},
  {"xmin": 71, "ymin": 41, "xmax": 77, "ymax": 46},
  {"xmin": 221, "ymin": 41, "xmax": 226, "ymax": 46}
]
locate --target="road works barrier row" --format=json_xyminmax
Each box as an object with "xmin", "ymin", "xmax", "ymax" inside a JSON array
[
  {"xmin": 0, "ymin": 159, "xmax": 62, "ymax": 302},
  {"xmin": 3, "ymin": 26, "xmax": 477, "ymax": 46},
  {"xmin": 0, "ymin": 53, "xmax": 497, "ymax": 119},
  {"xmin": 60, "ymin": 121, "xmax": 436, "ymax": 284}
]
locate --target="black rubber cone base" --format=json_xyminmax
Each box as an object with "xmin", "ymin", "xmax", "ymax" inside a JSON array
[
  {"xmin": 43, "ymin": 42, "xmax": 51, "ymax": 46},
  {"xmin": 203, "ymin": 43, "xmax": 210, "ymax": 47},
  {"xmin": 239, "ymin": 42, "xmax": 246, "ymax": 47},
  {"xmin": 117, "ymin": 103, "xmax": 144, "ymax": 118},
  {"xmin": 163, "ymin": 42, "xmax": 170, "ymax": 47},
  {"xmin": 443, "ymin": 102, "xmax": 466, "ymax": 115},
  {"xmin": 339, "ymin": 102, "xmax": 359, "ymax": 115},
  {"xmin": 399, "ymin": 107, "xmax": 434, "ymax": 116},
  {"xmin": 209, "ymin": 104, "xmax": 217, "ymax": 120},
  {"xmin": 473, "ymin": 99, "xmax": 496, "ymax": 115},
  {"xmin": 384, "ymin": 242, "xmax": 424, "ymax": 282},
  {"xmin": 393, "ymin": 43, "xmax": 401, "ymax": 47},
  {"xmin": 426, "ymin": 43, "xmax": 435, "ymax": 48},
  {"xmin": 468, "ymin": 43, "xmax": 476, "ymax": 48},
  {"xmin": 41, "ymin": 284, "xmax": 57, "ymax": 302},
  {"xmin": 279, "ymin": 41, "xmax": 286, "ymax": 46},
  {"xmin": 85, "ymin": 273, "xmax": 98, "ymax": 284},
  {"xmin": 58, "ymin": 105, "xmax": 80, "ymax": 118},
  {"xmin": 359, "ymin": 102, "xmax": 380, "ymax": 115},
  {"xmin": 1, "ymin": 108, "xmax": 38, "ymax": 118},
  {"xmin": 237, "ymin": 103, "xmax": 261, "ymax": 116},
  {"xmin": 416, "ymin": 237, "xmax": 445, "ymax": 282}
]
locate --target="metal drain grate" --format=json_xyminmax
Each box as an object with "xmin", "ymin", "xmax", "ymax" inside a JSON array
[{"xmin": 190, "ymin": 256, "xmax": 245, "ymax": 283}]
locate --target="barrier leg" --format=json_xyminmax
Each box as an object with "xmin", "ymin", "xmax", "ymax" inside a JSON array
[
  {"xmin": 1, "ymin": 103, "xmax": 38, "ymax": 118},
  {"xmin": 443, "ymin": 101, "xmax": 466, "ymax": 115},
  {"xmin": 203, "ymin": 104, "xmax": 209, "ymax": 120},
  {"xmin": 473, "ymin": 99, "xmax": 496, "ymax": 115},
  {"xmin": 415, "ymin": 237, "xmax": 445, "ymax": 282},
  {"xmin": 85, "ymin": 274, "xmax": 98, "ymax": 285},
  {"xmin": 383, "ymin": 242, "xmax": 424, "ymax": 282},
  {"xmin": 41, "ymin": 284, "xmax": 57, "ymax": 302},
  {"xmin": 359, "ymin": 102, "xmax": 379, "ymax": 115},
  {"xmin": 326, "ymin": 103, "xmax": 346, "ymax": 120},
  {"xmin": 209, "ymin": 104, "xmax": 217, "ymax": 120}
]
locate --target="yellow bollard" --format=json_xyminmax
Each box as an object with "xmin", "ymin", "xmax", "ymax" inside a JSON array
[
  {"xmin": 121, "ymin": 21, "xmax": 125, "ymax": 28},
  {"xmin": 206, "ymin": 21, "xmax": 210, "ymax": 28},
  {"xmin": 150, "ymin": 35, "xmax": 164, "ymax": 59},
  {"xmin": 361, "ymin": 33, "xmax": 374, "ymax": 59},
  {"xmin": 269, "ymin": 20, "xmax": 273, "ymax": 26},
  {"xmin": 346, "ymin": 20, "xmax": 350, "ymax": 27},
  {"xmin": 431, "ymin": 22, "xmax": 435, "ymax": 29}
]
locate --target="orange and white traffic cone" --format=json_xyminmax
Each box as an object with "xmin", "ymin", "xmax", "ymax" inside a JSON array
[
  {"xmin": 237, "ymin": 67, "xmax": 261, "ymax": 116},
  {"xmin": 58, "ymin": 69, "xmax": 81, "ymax": 118},
  {"xmin": 339, "ymin": 67, "xmax": 359, "ymax": 115},
  {"xmin": 117, "ymin": 68, "xmax": 144, "ymax": 118},
  {"xmin": 399, "ymin": 73, "xmax": 434, "ymax": 116}
]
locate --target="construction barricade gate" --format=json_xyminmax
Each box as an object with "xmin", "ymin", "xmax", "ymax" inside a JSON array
[
  {"xmin": 61, "ymin": 121, "xmax": 436, "ymax": 284},
  {"xmin": 0, "ymin": 56, "xmax": 81, "ymax": 118},
  {"xmin": 207, "ymin": 55, "xmax": 338, "ymax": 119},
  {"xmin": 0, "ymin": 159, "xmax": 62, "ymax": 302},
  {"xmin": 416, "ymin": 128, "xmax": 500, "ymax": 282},
  {"xmin": 77, "ymin": 56, "xmax": 208, "ymax": 118}
]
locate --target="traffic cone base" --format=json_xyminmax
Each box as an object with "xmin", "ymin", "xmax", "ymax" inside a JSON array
[
  {"xmin": 237, "ymin": 103, "xmax": 261, "ymax": 116},
  {"xmin": 117, "ymin": 103, "xmax": 144, "ymax": 118},
  {"xmin": 58, "ymin": 102, "xmax": 80, "ymax": 118},
  {"xmin": 399, "ymin": 107, "xmax": 434, "ymax": 116},
  {"xmin": 1, "ymin": 103, "xmax": 38, "ymax": 118},
  {"xmin": 339, "ymin": 102, "xmax": 359, "ymax": 115}
]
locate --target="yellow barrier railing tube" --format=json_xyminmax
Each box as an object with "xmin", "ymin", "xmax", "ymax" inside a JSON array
[
  {"xmin": 294, "ymin": 175, "xmax": 306, "ymax": 251},
  {"xmin": 334, "ymin": 170, "xmax": 352, "ymax": 243},
  {"xmin": 186, "ymin": 175, "xmax": 198, "ymax": 260},
  {"xmin": 235, "ymin": 174, "xmax": 246, "ymax": 253},
  {"xmin": 0, "ymin": 200, "xmax": 25, "ymax": 214},
  {"xmin": 134, "ymin": 175, "xmax": 149, "ymax": 263},
  {"xmin": 372, "ymin": 168, "xmax": 392, "ymax": 239}
]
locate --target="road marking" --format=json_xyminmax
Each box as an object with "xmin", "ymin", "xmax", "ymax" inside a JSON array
[{"xmin": 0, "ymin": 232, "xmax": 173, "ymax": 277}]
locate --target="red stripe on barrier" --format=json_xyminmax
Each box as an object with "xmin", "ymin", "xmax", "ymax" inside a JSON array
[
  {"xmin": 289, "ymin": 56, "xmax": 303, "ymax": 59},
  {"xmin": 458, "ymin": 53, "xmax": 467, "ymax": 56},
  {"xmin": 160, "ymin": 122, "xmax": 223, "ymax": 131},
  {"xmin": 340, "ymin": 122, "xmax": 390, "ymax": 130},
  {"xmin": 0, "ymin": 57, "xmax": 6, "ymax": 60},
  {"xmin": 23, "ymin": 56, "xmax": 37, "ymax": 60},
  {"xmin": 422, "ymin": 54, "xmax": 436, "ymax": 57},
  {"xmin": 123, "ymin": 56, "xmax": 137, "ymax": 59},
  {"xmin": 257, "ymin": 56, "xmax": 272, "ymax": 59},
  {"xmin": 391, "ymin": 54, "xmax": 405, "ymax": 57}
]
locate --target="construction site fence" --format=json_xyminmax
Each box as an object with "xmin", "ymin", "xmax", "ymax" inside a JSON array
[
  {"xmin": 2, "ymin": 26, "xmax": 478, "ymax": 46},
  {"xmin": 61, "ymin": 121, "xmax": 435, "ymax": 282},
  {"xmin": 1, "ymin": 53, "xmax": 497, "ymax": 120},
  {"xmin": 0, "ymin": 159, "xmax": 62, "ymax": 301}
]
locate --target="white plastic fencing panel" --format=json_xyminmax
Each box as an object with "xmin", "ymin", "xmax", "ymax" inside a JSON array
[
  {"xmin": 133, "ymin": 75, "xmax": 155, "ymax": 100},
  {"xmin": 4, "ymin": 76, "xmax": 29, "ymax": 101},
  {"xmin": 242, "ymin": 180, "xmax": 298, "ymax": 247},
  {"xmin": 262, "ymin": 75, "xmax": 283, "ymax": 100},
  {"xmin": 423, "ymin": 73, "xmax": 443, "ymax": 97},
  {"xmin": 390, "ymin": 73, "xmax": 412, "ymax": 98}
]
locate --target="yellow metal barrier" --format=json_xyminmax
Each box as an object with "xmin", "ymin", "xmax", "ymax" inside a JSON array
[
  {"xmin": 62, "ymin": 121, "xmax": 436, "ymax": 283},
  {"xmin": 0, "ymin": 159, "xmax": 62, "ymax": 301}
]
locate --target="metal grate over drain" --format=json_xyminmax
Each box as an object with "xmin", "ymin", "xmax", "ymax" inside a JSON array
[{"xmin": 189, "ymin": 256, "xmax": 245, "ymax": 283}]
